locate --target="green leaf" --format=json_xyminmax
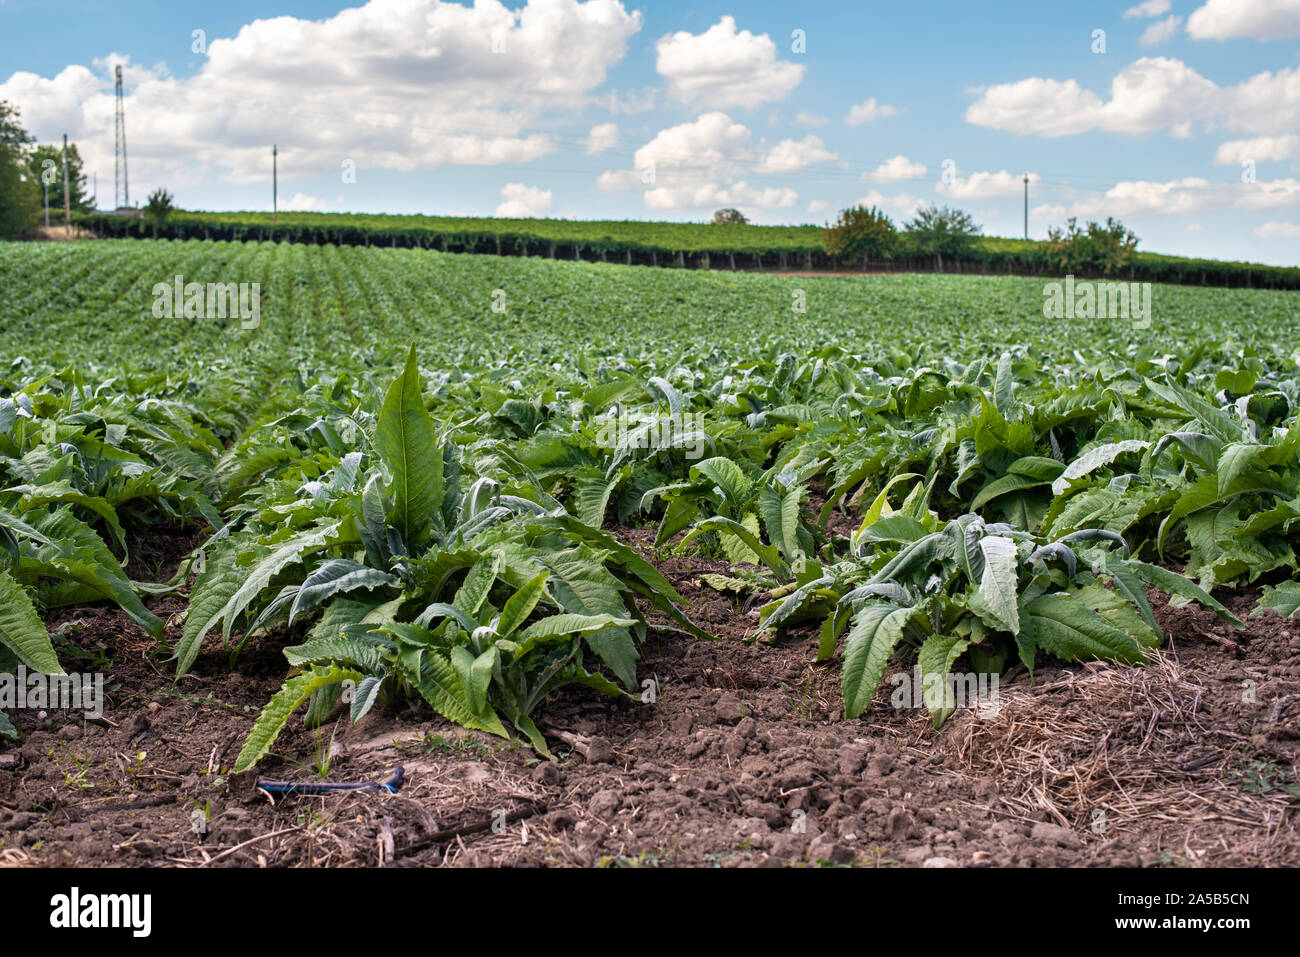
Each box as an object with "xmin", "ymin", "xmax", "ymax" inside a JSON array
[
  {"xmin": 1008, "ymin": 456, "xmax": 1065, "ymax": 481},
  {"xmin": 574, "ymin": 470, "xmax": 620, "ymax": 528},
  {"xmin": 973, "ymin": 534, "xmax": 1020, "ymax": 635},
  {"xmin": 971, "ymin": 473, "xmax": 1047, "ymax": 511},
  {"xmin": 1123, "ymin": 558, "xmax": 1242, "ymax": 626},
  {"xmin": 1216, "ymin": 443, "xmax": 1264, "ymax": 497},
  {"xmin": 453, "ymin": 554, "xmax": 500, "ymax": 617},
  {"xmin": 497, "ymin": 571, "xmax": 550, "ymax": 638},
  {"xmin": 513, "ymin": 613, "xmax": 639, "ymax": 656},
  {"xmin": 993, "ymin": 352, "xmax": 1015, "ymax": 419},
  {"xmin": 376, "ymin": 347, "xmax": 443, "ymax": 548},
  {"xmin": 0, "ymin": 568, "xmax": 62, "ymax": 674},
  {"xmin": 175, "ymin": 540, "xmax": 245, "ymax": 676},
  {"xmin": 234, "ymin": 664, "xmax": 362, "ymax": 772},
  {"xmin": 917, "ymin": 632, "xmax": 971, "ymax": 726},
  {"xmin": 283, "ymin": 634, "xmax": 386, "ymax": 673},
  {"xmin": 218, "ymin": 524, "xmax": 337, "ymax": 643},
  {"xmin": 288, "ymin": 558, "xmax": 397, "ymax": 625},
  {"xmin": 540, "ymin": 552, "xmax": 640, "ymax": 689},
  {"xmin": 690, "ymin": 457, "xmax": 752, "ymax": 510},
  {"xmin": 401, "ymin": 640, "xmax": 506, "ymax": 737},
  {"xmin": 1255, "ymin": 581, "xmax": 1300, "ymax": 618},
  {"xmin": 0, "ymin": 507, "xmax": 52, "ymax": 546},
  {"xmin": 8, "ymin": 482, "xmax": 127, "ymax": 552},
  {"xmin": 1020, "ymin": 592, "xmax": 1147, "ymax": 664},
  {"xmin": 351, "ymin": 675, "xmax": 385, "ymax": 723},
  {"xmin": 680, "ymin": 515, "xmax": 788, "ymax": 579},
  {"xmin": 24, "ymin": 509, "xmax": 162, "ymax": 639},
  {"xmin": 1051, "ymin": 440, "xmax": 1149, "ymax": 495},
  {"xmin": 449, "ymin": 644, "xmax": 506, "ymax": 735},
  {"xmin": 842, "ymin": 603, "xmax": 911, "ymax": 719}
]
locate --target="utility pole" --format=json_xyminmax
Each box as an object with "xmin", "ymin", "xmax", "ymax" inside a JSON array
[
  {"xmin": 272, "ymin": 144, "xmax": 278, "ymax": 225},
  {"xmin": 114, "ymin": 65, "xmax": 128, "ymax": 210},
  {"xmin": 63, "ymin": 134, "xmax": 71, "ymax": 238},
  {"xmin": 1023, "ymin": 173, "xmax": 1029, "ymax": 240}
]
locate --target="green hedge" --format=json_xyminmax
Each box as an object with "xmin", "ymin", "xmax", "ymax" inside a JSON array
[{"xmin": 75, "ymin": 211, "xmax": 1300, "ymax": 290}]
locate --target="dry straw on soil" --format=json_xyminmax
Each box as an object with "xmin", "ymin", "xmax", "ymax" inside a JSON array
[{"xmin": 927, "ymin": 652, "xmax": 1297, "ymax": 854}]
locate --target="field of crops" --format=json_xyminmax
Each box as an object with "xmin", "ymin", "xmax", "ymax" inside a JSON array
[{"xmin": 2, "ymin": 238, "xmax": 1299, "ymax": 867}]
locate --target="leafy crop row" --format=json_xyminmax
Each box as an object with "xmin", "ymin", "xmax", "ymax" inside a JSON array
[{"xmin": 2, "ymin": 239, "xmax": 1296, "ymax": 755}]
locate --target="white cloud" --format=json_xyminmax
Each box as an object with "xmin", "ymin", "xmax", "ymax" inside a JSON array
[
  {"xmin": 655, "ymin": 16, "xmax": 803, "ymax": 108},
  {"xmin": 1124, "ymin": 0, "xmax": 1171, "ymax": 17},
  {"xmin": 271, "ymin": 192, "xmax": 325, "ymax": 212},
  {"xmin": 1230, "ymin": 68, "xmax": 1300, "ymax": 135},
  {"xmin": 808, "ymin": 199, "xmax": 831, "ymax": 213},
  {"xmin": 597, "ymin": 112, "xmax": 797, "ymax": 213},
  {"xmin": 937, "ymin": 169, "xmax": 1037, "ymax": 200},
  {"xmin": 643, "ymin": 180, "xmax": 797, "ymax": 211},
  {"xmin": 864, "ymin": 154, "xmax": 927, "ymax": 183},
  {"xmin": 845, "ymin": 98, "xmax": 898, "ymax": 125},
  {"xmin": 496, "ymin": 182, "xmax": 554, "ymax": 217},
  {"xmin": 794, "ymin": 110, "xmax": 829, "ymax": 127},
  {"xmin": 757, "ymin": 135, "xmax": 836, "ymax": 173},
  {"xmin": 1069, "ymin": 178, "xmax": 1212, "ymax": 217},
  {"xmin": 966, "ymin": 57, "xmax": 1300, "ymax": 138},
  {"xmin": 855, "ymin": 189, "xmax": 924, "ymax": 219},
  {"xmin": 585, "ymin": 122, "xmax": 619, "ymax": 154},
  {"xmin": 1213, "ymin": 134, "xmax": 1300, "ymax": 164},
  {"xmin": 1254, "ymin": 220, "xmax": 1300, "ymax": 238},
  {"xmin": 0, "ymin": 0, "xmax": 642, "ymax": 191},
  {"xmin": 1187, "ymin": 0, "xmax": 1300, "ymax": 40},
  {"xmin": 629, "ymin": 112, "xmax": 753, "ymax": 172},
  {"xmin": 1236, "ymin": 178, "xmax": 1300, "ymax": 209},
  {"xmin": 1139, "ymin": 15, "xmax": 1183, "ymax": 46},
  {"xmin": 1186, "ymin": 223, "xmax": 1205, "ymax": 231}
]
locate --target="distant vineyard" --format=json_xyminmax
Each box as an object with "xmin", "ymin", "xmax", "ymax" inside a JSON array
[{"xmin": 77, "ymin": 210, "xmax": 1300, "ymax": 289}]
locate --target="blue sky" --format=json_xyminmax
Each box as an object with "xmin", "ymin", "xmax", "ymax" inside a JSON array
[{"xmin": 2, "ymin": 0, "xmax": 1298, "ymax": 264}]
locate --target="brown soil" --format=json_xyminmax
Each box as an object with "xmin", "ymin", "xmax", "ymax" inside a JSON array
[
  {"xmin": 32, "ymin": 225, "xmax": 94, "ymax": 242},
  {"xmin": 2, "ymin": 533, "xmax": 1297, "ymax": 869}
]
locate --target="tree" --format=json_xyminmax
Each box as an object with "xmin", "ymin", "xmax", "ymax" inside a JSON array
[
  {"xmin": 711, "ymin": 207, "xmax": 748, "ymax": 225},
  {"xmin": 143, "ymin": 188, "xmax": 175, "ymax": 238},
  {"xmin": 25, "ymin": 143, "xmax": 93, "ymax": 219},
  {"xmin": 0, "ymin": 101, "xmax": 38, "ymax": 239},
  {"xmin": 903, "ymin": 204, "xmax": 981, "ymax": 272},
  {"xmin": 1046, "ymin": 217, "xmax": 1138, "ymax": 275},
  {"xmin": 823, "ymin": 205, "xmax": 897, "ymax": 269}
]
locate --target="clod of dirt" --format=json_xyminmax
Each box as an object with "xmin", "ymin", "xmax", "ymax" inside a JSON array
[
  {"xmin": 1030, "ymin": 822, "xmax": 1082, "ymax": 848},
  {"xmin": 533, "ymin": 762, "xmax": 562, "ymax": 785},
  {"xmin": 714, "ymin": 694, "xmax": 745, "ymax": 724},
  {"xmin": 589, "ymin": 789, "xmax": 622, "ymax": 820},
  {"xmin": 583, "ymin": 737, "xmax": 615, "ymax": 763}
]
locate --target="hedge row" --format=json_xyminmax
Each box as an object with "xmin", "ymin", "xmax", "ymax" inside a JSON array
[{"xmin": 76, "ymin": 212, "xmax": 1300, "ymax": 290}]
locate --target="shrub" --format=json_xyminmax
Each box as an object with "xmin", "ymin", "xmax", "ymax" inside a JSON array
[
  {"xmin": 904, "ymin": 204, "xmax": 981, "ymax": 271},
  {"xmin": 711, "ymin": 207, "xmax": 748, "ymax": 225},
  {"xmin": 824, "ymin": 205, "xmax": 898, "ymax": 269},
  {"xmin": 1046, "ymin": 217, "xmax": 1138, "ymax": 276}
]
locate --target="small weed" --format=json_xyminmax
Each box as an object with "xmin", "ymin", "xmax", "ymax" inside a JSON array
[{"xmin": 1229, "ymin": 747, "xmax": 1300, "ymax": 796}]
